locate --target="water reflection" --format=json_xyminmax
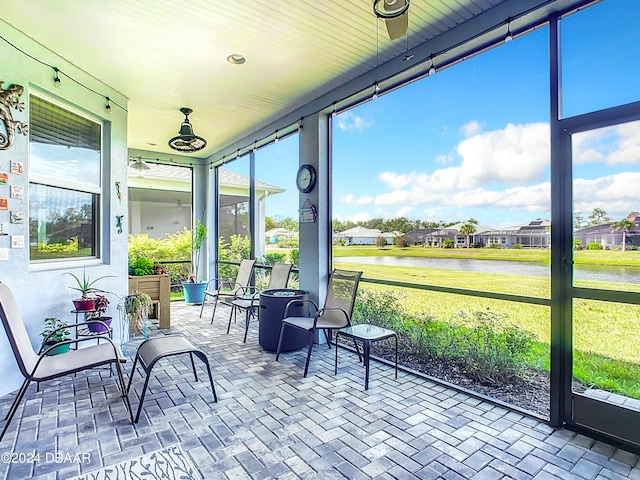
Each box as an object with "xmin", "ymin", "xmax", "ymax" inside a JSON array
[{"xmin": 337, "ymin": 256, "xmax": 640, "ymax": 284}]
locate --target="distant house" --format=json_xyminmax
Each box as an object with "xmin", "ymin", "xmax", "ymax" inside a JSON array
[
  {"xmin": 418, "ymin": 222, "xmax": 492, "ymax": 248},
  {"xmin": 333, "ymin": 226, "xmax": 396, "ymax": 246},
  {"xmin": 128, "ymin": 162, "xmax": 283, "ymax": 259},
  {"xmin": 405, "ymin": 228, "xmax": 437, "ymax": 245},
  {"xmin": 265, "ymin": 228, "xmax": 296, "ymax": 244},
  {"xmin": 574, "ymin": 215, "xmax": 640, "ymax": 248},
  {"xmin": 477, "ymin": 219, "xmax": 550, "ymax": 248}
]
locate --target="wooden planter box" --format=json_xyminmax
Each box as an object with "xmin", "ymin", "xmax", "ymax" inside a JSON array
[{"xmin": 128, "ymin": 274, "xmax": 170, "ymax": 329}]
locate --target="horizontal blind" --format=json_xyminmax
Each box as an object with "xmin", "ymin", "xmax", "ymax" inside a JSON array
[{"xmin": 30, "ymin": 96, "xmax": 100, "ymax": 150}]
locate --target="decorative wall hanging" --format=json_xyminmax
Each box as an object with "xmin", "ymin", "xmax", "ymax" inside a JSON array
[
  {"xmin": 10, "ymin": 211, "xmax": 23, "ymax": 223},
  {"xmin": 10, "ymin": 161, "xmax": 23, "ymax": 174},
  {"xmin": 0, "ymin": 223, "xmax": 7, "ymax": 235},
  {"xmin": 11, "ymin": 235, "xmax": 23, "ymax": 248},
  {"xmin": 115, "ymin": 181, "xmax": 122, "ymax": 202},
  {"xmin": 0, "ymin": 171, "xmax": 7, "ymax": 184},
  {"xmin": 0, "ymin": 82, "xmax": 29, "ymax": 151},
  {"xmin": 0, "ymin": 197, "xmax": 7, "ymax": 210},
  {"xmin": 10, "ymin": 185, "xmax": 23, "ymax": 199},
  {"xmin": 299, "ymin": 199, "xmax": 317, "ymax": 224},
  {"xmin": 116, "ymin": 215, "xmax": 124, "ymax": 234}
]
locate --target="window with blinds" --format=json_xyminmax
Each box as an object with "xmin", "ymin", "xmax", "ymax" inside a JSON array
[
  {"xmin": 28, "ymin": 95, "xmax": 101, "ymax": 262},
  {"xmin": 29, "ymin": 96, "xmax": 101, "ymax": 189}
]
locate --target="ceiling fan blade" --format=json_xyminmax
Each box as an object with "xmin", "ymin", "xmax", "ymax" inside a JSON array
[{"xmin": 384, "ymin": 12, "xmax": 408, "ymax": 40}]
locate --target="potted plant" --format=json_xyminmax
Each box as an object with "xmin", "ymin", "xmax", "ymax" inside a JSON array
[
  {"xmin": 182, "ymin": 220, "xmax": 208, "ymax": 305},
  {"xmin": 41, "ymin": 317, "xmax": 71, "ymax": 356},
  {"xmin": 86, "ymin": 294, "xmax": 112, "ymax": 333},
  {"xmin": 66, "ymin": 266, "xmax": 114, "ymax": 311},
  {"xmin": 123, "ymin": 291, "xmax": 152, "ymax": 334}
]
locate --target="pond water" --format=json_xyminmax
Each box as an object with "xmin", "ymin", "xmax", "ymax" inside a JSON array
[{"xmin": 336, "ymin": 256, "xmax": 640, "ymax": 285}]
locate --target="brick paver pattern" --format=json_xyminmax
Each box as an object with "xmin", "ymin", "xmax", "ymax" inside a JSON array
[{"xmin": 0, "ymin": 302, "xmax": 638, "ymax": 479}]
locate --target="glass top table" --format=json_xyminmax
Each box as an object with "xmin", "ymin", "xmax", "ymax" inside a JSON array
[{"xmin": 335, "ymin": 323, "xmax": 398, "ymax": 390}]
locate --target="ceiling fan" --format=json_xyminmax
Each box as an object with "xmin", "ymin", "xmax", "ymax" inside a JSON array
[{"xmin": 373, "ymin": 0, "xmax": 410, "ymax": 40}]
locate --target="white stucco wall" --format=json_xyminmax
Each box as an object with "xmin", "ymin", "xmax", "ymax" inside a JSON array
[{"xmin": 0, "ymin": 20, "xmax": 129, "ymax": 397}]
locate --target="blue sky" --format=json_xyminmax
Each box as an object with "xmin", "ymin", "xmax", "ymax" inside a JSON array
[{"xmin": 248, "ymin": 0, "xmax": 639, "ymax": 229}]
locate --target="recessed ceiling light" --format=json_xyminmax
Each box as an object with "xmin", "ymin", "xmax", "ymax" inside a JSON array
[{"xmin": 227, "ymin": 54, "xmax": 246, "ymax": 65}]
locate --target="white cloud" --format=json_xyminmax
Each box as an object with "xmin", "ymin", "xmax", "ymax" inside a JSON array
[
  {"xmin": 459, "ymin": 120, "xmax": 483, "ymax": 138},
  {"xmin": 456, "ymin": 122, "xmax": 550, "ymax": 188},
  {"xmin": 343, "ymin": 212, "xmax": 371, "ymax": 223},
  {"xmin": 336, "ymin": 111, "xmax": 373, "ymax": 132},
  {"xmin": 344, "ymin": 121, "xmax": 640, "ymax": 223},
  {"xmin": 396, "ymin": 206, "xmax": 412, "ymax": 217},
  {"xmin": 573, "ymin": 122, "xmax": 640, "ymax": 165},
  {"xmin": 339, "ymin": 193, "xmax": 373, "ymax": 205}
]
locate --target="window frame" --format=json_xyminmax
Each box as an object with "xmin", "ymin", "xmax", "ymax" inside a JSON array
[{"xmin": 28, "ymin": 93, "xmax": 104, "ymax": 264}]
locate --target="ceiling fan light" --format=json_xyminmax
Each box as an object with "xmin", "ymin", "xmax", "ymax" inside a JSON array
[{"xmin": 169, "ymin": 107, "xmax": 207, "ymax": 153}]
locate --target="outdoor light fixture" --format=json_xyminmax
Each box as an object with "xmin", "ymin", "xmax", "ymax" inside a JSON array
[
  {"xmin": 505, "ymin": 17, "xmax": 513, "ymax": 42},
  {"xmin": 168, "ymin": 107, "xmax": 207, "ymax": 153},
  {"xmin": 428, "ymin": 55, "xmax": 436, "ymax": 75},
  {"xmin": 129, "ymin": 157, "xmax": 150, "ymax": 178},
  {"xmin": 53, "ymin": 67, "xmax": 61, "ymax": 88}
]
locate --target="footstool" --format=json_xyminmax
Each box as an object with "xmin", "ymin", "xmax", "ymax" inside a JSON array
[{"xmin": 126, "ymin": 335, "xmax": 217, "ymax": 422}]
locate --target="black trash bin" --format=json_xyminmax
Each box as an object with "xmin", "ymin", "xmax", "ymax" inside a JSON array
[{"xmin": 259, "ymin": 289, "xmax": 309, "ymax": 352}]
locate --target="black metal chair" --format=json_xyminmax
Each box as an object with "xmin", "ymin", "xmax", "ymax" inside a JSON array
[
  {"xmin": 275, "ymin": 269, "xmax": 363, "ymax": 377},
  {"xmin": 0, "ymin": 282, "xmax": 133, "ymax": 440}
]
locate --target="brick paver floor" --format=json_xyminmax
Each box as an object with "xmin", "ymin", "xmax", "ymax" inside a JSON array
[{"xmin": 0, "ymin": 302, "xmax": 638, "ymax": 479}]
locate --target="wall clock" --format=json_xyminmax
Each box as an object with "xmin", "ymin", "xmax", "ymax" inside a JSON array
[{"xmin": 296, "ymin": 164, "xmax": 316, "ymax": 193}]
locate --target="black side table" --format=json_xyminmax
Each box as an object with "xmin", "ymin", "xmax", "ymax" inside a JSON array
[{"xmin": 335, "ymin": 324, "xmax": 398, "ymax": 389}]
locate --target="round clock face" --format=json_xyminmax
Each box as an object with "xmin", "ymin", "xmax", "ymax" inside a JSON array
[{"xmin": 296, "ymin": 164, "xmax": 316, "ymax": 193}]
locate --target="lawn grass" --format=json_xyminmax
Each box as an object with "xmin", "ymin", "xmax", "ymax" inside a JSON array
[{"xmin": 335, "ymin": 259, "xmax": 640, "ymax": 399}]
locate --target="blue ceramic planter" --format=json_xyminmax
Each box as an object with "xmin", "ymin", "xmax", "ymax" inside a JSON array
[{"xmin": 182, "ymin": 281, "xmax": 207, "ymax": 305}]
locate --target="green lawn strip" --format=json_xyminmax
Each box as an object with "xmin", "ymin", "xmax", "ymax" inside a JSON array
[
  {"xmin": 332, "ymin": 245, "xmax": 640, "ymax": 267},
  {"xmin": 336, "ymin": 260, "xmax": 640, "ymax": 399}
]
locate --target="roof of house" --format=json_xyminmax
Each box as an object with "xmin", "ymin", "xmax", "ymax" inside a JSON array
[{"xmin": 127, "ymin": 163, "xmax": 283, "ymax": 192}]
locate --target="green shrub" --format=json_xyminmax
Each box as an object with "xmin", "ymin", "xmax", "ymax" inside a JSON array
[
  {"xmin": 587, "ymin": 241, "xmax": 603, "ymax": 250},
  {"xmin": 278, "ymin": 238, "xmax": 299, "ymax": 248},
  {"xmin": 218, "ymin": 234, "xmax": 251, "ymax": 280},
  {"xmin": 443, "ymin": 238, "xmax": 454, "ymax": 248},
  {"xmin": 573, "ymin": 238, "xmax": 583, "ymax": 250},
  {"xmin": 488, "ymin": 242, "xmax": 501, "ymax": 249},
  {"xmin": 511, "ymin": 243, "xmax": 523, "ymax": 249},
  {"xmin": 38, "ymin": 237, "xmax": 79, "ymax": 253},
  {"xmin": 395, "ymin": 235, "xmax": 407, "ymax": 249},
  {"xmin": 262, "ymin": 252, "xmax": 287, "ymax": 265},
  {"xmin": 353, "ymin": 288, "xmax": 537, "ymax": 385},
  {"xmin": 455, "ymin": 308, "xmax": 536, "ymax": 384},
  {"xmin": 128, "ymin": 256, "xmax": 155, "ymax": 276},
  {"xmin": 290, "ymin": 249, "xmax": 299, "ymax": 268}
]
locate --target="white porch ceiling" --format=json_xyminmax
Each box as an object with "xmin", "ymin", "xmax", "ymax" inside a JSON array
[{"xmin": 0, "ymin": 0, "xmax": 591, "ymax": 161}]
